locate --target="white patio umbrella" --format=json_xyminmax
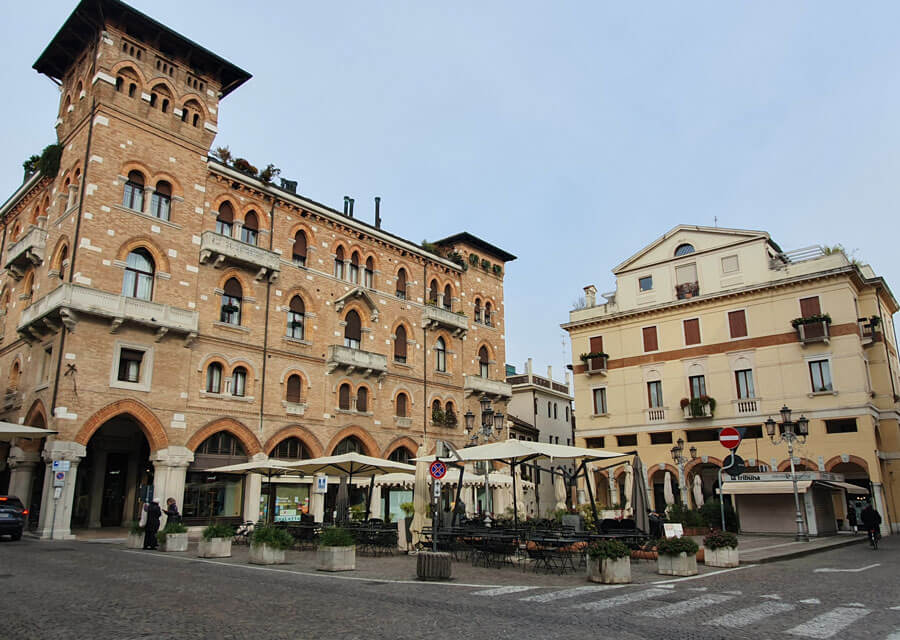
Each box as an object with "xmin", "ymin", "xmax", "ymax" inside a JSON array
[
  {"xmin": 205, "ymin": 460, "xmax": 299, "ymax": 524},
  {"xmin": 664, "ymin": 471, "xmax": 676, "ymax": 507},
  {"xmin": 692, "ymin": 474, "xmax": 705, "ymax": 508},
  {"xmin": 554, "ymin": 473, "xmax": 567, "ymax": 510},
  {"xmin": 623, "ymin": 463, "xmax": 634, "ymax": 514},
  {"xmin": 412, "ymin": 445, "xmax": 429, "ymax": 548},
  {"xmin": 0, "ymin": 422, "xmax": 57, "ymax": 442}
]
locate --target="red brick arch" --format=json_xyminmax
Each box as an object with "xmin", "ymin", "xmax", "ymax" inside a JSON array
[
  {"xmin": 325, "ymin": 426, "xmax": 379, "ymax": 457},
  {"xmin": 684, "ymin": 456, "xmax": 723, "ymax": 475},
  {"xmin": 75, "ymin": 399, "xmax": 168, "ymax": 452},
  {"xmin": 777, "ymin": 457, "xmax": 819, "ymax": 472},
  {"xmin": 116, "ymin": 236, "xmax": 171, "ymax": 273},
  {"xmin": 264, "ymin": 425, "xmax": 324, "ymax": 458},
  {"xmin": 824, "ymin": 455, "xmax": 870, "ymax": 474},
  {"xmin": 186, "ymin": 418, "xmax": 262, "ymax": 456},
  {"xmin": 23, "ymin": 400, "xmax": 48, "ymax": 428},
  {"xmin": 647, "ymin": 463, "xmax": 680, "ymax": 478},
  {"xmin": 382, "ymin": 436, "xmax": 421, "ymax": 460}
]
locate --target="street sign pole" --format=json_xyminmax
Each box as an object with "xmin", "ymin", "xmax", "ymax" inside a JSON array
[{"xmin": 718, "ymin": 427, "xmax": 742, "ymax": 532}]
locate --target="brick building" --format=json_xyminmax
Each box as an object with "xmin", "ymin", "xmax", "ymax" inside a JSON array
[{"xmin": 0, "ymin": 0, "xmax": 515, "ymax": 537}]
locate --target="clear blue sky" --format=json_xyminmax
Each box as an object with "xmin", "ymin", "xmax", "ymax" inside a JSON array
[{"xmin": 3, "ymin": 1, "xmax": 900, "ymax": 381}]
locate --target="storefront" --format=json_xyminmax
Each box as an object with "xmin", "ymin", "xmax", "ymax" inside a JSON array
[
  {"xmin": 721, "ymin": 472, "xmax": 868, "ymax": 536},
  {"xmin": 260, "ymin": 480, "xmax": 311, "ymax": 523},
  {"xmin": 184, "ymin": 432, "xmax": 247, "ymax": 525}
]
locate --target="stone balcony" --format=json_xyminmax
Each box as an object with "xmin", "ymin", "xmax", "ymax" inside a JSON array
[
  {"xmin": 5, "ymin": 226, "xmax": 48, "ymax": 279},
  {"xmin": 422, "ymin": 304, "xmax": 468, "ymax": 337},
  {"xmin": 464, "ymin": 374, "xmax": 512, "ymax": 399},
  {"xmin": 326, "ymin": 345, "xmax": 388, "ymax": 379},
  {"xmin": 17, "ymin": 283, "xmax": 199, "ymax": 344},
  {"xmin": 199, "ymin": 231, "xmax": 281, "ymax": 282}
]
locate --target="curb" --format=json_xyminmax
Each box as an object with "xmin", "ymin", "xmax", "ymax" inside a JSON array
[{"xmin": 740, "ymin": 536, "xmax": 867, "ymax": 564}]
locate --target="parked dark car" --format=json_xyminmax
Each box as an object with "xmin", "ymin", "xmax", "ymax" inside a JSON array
[{"xmin": 0, "ymin": 495, "xmax": 26, "ymax": 541}]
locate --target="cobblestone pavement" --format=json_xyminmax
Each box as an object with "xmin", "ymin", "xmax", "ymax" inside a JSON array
[{"xmin": 1, "ymin": 536, "xmax": 898, "ymax": 639}]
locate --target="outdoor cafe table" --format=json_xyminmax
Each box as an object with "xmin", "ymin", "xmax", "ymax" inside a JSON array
[{"xmin": 523, "ymin": 535, "xmax": 587, "ymax": 575}]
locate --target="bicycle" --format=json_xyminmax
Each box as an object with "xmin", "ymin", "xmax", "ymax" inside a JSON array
[{"xmin": 867, "ymin": 527, "xmax": 880, "ymax": 550}]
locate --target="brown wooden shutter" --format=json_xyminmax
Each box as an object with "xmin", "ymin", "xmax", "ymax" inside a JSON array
[
  {"xmin": 642, "ymin": 326, "xmax": 658, "ymax": 352},
  {"xmin": 286, "ymin": 375, "xmax": 302, "ymax": 403},
  {"xmin": 683, "ymin": 319, "xmax": 701, "ymax": 345},
  {"xmin": 394, "ymin": 325, "xmax": 407, "ymax": 359},
  {"xmin": 589, "ymin": 336, "xmax": 604, "ymax": 353},
  {"xmin": 799, "ymin": 296, "xmax": 821, "ymax": 317},
  {"xmin": 728, "ymin": 310, "xmax": 748, "ymax": 338}
]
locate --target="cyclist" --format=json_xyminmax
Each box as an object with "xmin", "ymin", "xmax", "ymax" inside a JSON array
[{"xmin": 860, "ymin": 503, "xmax": 882, "ymax": 548}]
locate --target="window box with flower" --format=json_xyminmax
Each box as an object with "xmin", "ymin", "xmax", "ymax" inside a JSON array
[
  {"xmin": 681, "ymin": 395, "xmax": 715, "ymax": 419},
  {"xmin": 791, "ymin": 313, "xmax": 831, "ymax": 344},
  {"xmin": 580, "ymin": 352, "xmax": 609, "ymax": 376}
]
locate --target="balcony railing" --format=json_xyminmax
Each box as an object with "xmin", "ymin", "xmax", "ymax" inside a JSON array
[
  {"xmin": 675, "ymin": 281, "xmax": 700, "ymax": 300},
  {"xmin": 734, "ymin": 398, "xmax": 760, "ymax": 416},
  {"xmin": 17, "ymin": 283, "xmax": 198, "ymax": 343},
  {"xmin": 464, "ymin": 375, "xmax": 512, "ymax": 399},
  {"xmin": 199, "ymin": 231, "xmax": 281, "ymax": 281},
  {"xmin": 422, "ymin": 304, "xmax": 468, "ymax": 337},
  {"xmin": 795, "ymin": 320, "xmax": 830, "ymax": 345},
  {"xmin": 647, "ymin": 408, "xmax": 666, "ymax": 422},
  {"xmin": 584, "ymin": 355, "xmax": 609, "ymax": 376},
  {"xmin": 326, "ymin": 345, "xmax": 387, "ymax": 379},
  {"xmin": 5, "ymin": 226, "xmax": 48, "ymax": 279},
  {"xmin": 683, "ymin": 403, "xmax": 713, "ymax": 419},
  {"xmin": 858, "ymin": 317, "xmax": 881, "ymax": 346}
]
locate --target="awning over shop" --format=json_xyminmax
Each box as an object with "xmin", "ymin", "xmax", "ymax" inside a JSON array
[
  {"xmin": 821, "ymin": 481, "xmax": 869, "ymax": 495},
  {"xmin": 721, "ymin": 481, "xmax": 813, "ymax": 495}
]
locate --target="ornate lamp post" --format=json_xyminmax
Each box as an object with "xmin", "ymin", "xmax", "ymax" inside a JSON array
[
  {"xmin": 765, "ymin": 405, "xmax": 810, "ymax": 542},
  {"xmin": 670, "ymin": 438, "xmax": 697, "ymax": 506},
  {"xmin": 464, "ymin": 396, "xmax": 504, "ymax": 516}
]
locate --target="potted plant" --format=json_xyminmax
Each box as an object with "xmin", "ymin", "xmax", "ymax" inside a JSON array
[
  {"xmin": 317, "ymin": 527, "xmax": 356, "ymax": 572},
  {"xmin": 703, "ymin": 530, "xmax": 739, "ymax": 567},
  {"xmin": 198, "ymin": 522, "xmax": 234, "ymax": 558},
  {"xmin": 126, "ymin": 521, "xmax": 144, "ymax": 549},
  {"xmin": 656, "ymin": 536, "xmax": 699, "ymax": 576},
  {"xmin": 249, "ymin": 525, "xmax": 293, "ymax": 565},
  {"xmin": 157, "ymin": 522, "xmax": 189, "ymax": 552},
  {"xmin": 586, "ymin": 539, "xmax": 631, "ymax": 584},
  {"xmin": 791, "ymin": 313, "xmax": 832, "ymax": 343},
  {"xmin": 400, "ymin": 502, "xmax": 415, "ymax": 548}
]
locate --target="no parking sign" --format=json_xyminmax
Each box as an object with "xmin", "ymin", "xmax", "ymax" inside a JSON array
[{"xmin": 429, "ymin": 461, "xmax": 447, "ymax": 480}]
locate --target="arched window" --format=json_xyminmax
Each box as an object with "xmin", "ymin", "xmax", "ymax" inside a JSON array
[
  {"xmin": 334, "ymin": 246, "xmax": 345, "ymax": 279},
  {"xmin": 272, "ymin": 437, "xmax": 309, "ymax": 461},
  {"xmin": 122, "ymin": 170, "xmax": 144, "ymax": 210},
  {"xmin": 10, "ymin": 223, "xmax": 20, "ymax": 243},
  {"xmin": 566, "ymin": 406, "xmax": 570, "ymax": 422},
  {"xmin": 292, "ymin": 231, "xmax": 307, "ymax": 267},
  {"xmin": 349, "ymin": 251, "xmax": 360, "ymax": 284},
  {"xmin": 206, "ymin": 363, "xmax": 223, "ymax": 393},
  {"xmin": 394, "ymin": 325, "xmax": 408, "ymax": 363},
  {"xmin": 388, "ymin": 447, "xmax": 413, "ymax": 464},
  {"xmin": 115, "ymin": 76, "xmax": 123, "ymax": 92},
  {"xmin": 121, "ymin": 248, "xmax": 155, "ymax": 300},
  {"xmin": 150, "ymin": 180, "xmax": 171, "ymax": 221},
  {"xmin": 474, "ymin": 299, "xmax": 483, "ymax": 324},
  {"xmin": 287, "ymin": 295, "xmax": 305, "ymax": 340},
  {"xmin": 675, "ymin": 243, "xmax": 695, "ymax": 257},
  {"xmin": 195, "ymin": 431, "xmax": 245, "ymax": 456},
  {"xmin": 478, "ymin": 346, "xmax": 489, "ymax": 378},
  {"xmin": 58, "ymin": 245, "xmax": 68, "ymax": 280},
  {"xmin": 216, "ymin": 202, "xmax": 234, "ymax": 236},
  {"xmin": 356, "ymin": 387, "xmax": 368, "ymax": 412},
  {"xmin": 396, "ymin": 392, "xmax": 408, "ymax": 417},
  {"xmin": 432, "ymin": 399, "xmax": 442, "ymax": 422},
  {"xmin": 428, "ymin": 279, "xmax": 439, "ymax": 305},
  {"xmin": 553, "ymin": 403, "xmax": 558, "ymax": 419},
  {"xmin": 334, "ymin": 436, "xmax": 364, "ymax": 455},
  {"xmin": 161, "ymin": 98, "xmax": 170, "ymax": 113},
  {"xmin": 232, "ymin": 366, "xmax": 247, "ymax": 397},
  {"xmin": 443, "ymin": 284, "xmax": 452, "ymax": 311},
  {"xmin": 128, "ymin": 83, "xmax": 137, "ymax": 98},
  {"xmin": 149, "ymin": 93, "xmax": 157, "ymax": 108},
  {"xmin": 445, "ymin": 401, "xmax": 456, "ymax": 426},
  {"xmin": 344, "ymin": 310, "xmax": 361, "ymax": 349},
  {"xmin": 221, "ymin": 278, "xmax": 242, "ymax": 325},
  {"xmin": 63, "ymin": 95, "xmax": 72, "ymax": 115},
  {"xmin": 547, "ymin": 401, "xmax": 552, "ymax": 418},
  {"xmin": 364, "ymin": 257, "xmax": 374, "ymax": 289},
  {"xmin": 338, "ymin": 383, "xmax": 351, "ymax": 410},
  {"xmin": 21, "ymin": 270, "xmax": 34, "ymax": 301},
  {"xmin": 395, "ymin": 268, "xmax": 407, "ymax": 299},
  {"xmin": 484, "ymin": 301, "xmax": 493, "ymax": 327},
  {"xmin": 241, "ymin": 211, "xmax": 259, "ymax": 245},
  {"xmin": 285, "ymin": 374, "xmax": 303, "ymax": 403},
  {"xmin": 8, "ymin": 361, "xmax": 21, "ymax": 391},
  {"xmin": 192, "ymin": 113, "xmax": 200, "ymax": 127},
  {"xmin": 435, "ymin": 337, "xmax": 447, "ymax": 372}
]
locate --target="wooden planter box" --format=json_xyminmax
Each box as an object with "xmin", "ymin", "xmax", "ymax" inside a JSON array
[
  {"xmin": 250, "ymin": 543, "xmax": 286, "ymax": 565},
  {"xmin": 587, "ymin": 556, "xmax": 631, "ymax": 584},
  {"xmin": 317, "ymin": 545, "xmax": 356, "ymax": 572},
  {"xmin": 162, "ymin": 532, "xmax": 189, "ymax": 552},
  {"xmin": 198, "ymin": 537, "xmax": 232, "ymax": 558},
  {"xmin": 704, "ymin": 546, "xmax": 738, "ymax": 568},
  {"xmin": 126, "ymin": 532, "xmax": 144, "ymax": 549},
  {"xmin": 657, "ymin": 552, "xmax": 697, "ymax": 576}
]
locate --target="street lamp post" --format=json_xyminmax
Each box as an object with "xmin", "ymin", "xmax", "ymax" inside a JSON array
[
  {"xmin": 670, "ymin": 438, "xmax": 697, "ymax": 506},
  {"xmin": 464, "ymin": 396, "xmax": 504, "ymax": 516},
  {"xmin": 765, "ymin": 405, "xmax": 810, "ymax": 542}
]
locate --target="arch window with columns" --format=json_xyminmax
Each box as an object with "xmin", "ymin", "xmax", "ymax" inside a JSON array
[
  {"xmin": 344, "ymin": 310, "xmax": 361, "ymax": 349},
  {"xmin": 121, "ymin": 248, "xmax": 154, "ymax": 300},
  {"xmin": 287, "ymin": 296, "xmax": 305, "ymax": 340},
  {"xmin": 216, "ymin": 202, "xmax": 234, "ymax": 237},
  {"xmin": 220, "ymin": 278, "xmax": 242, "ymax": 325},
  {"xmin": 241, "ymin": 211, "xmax": 259, "ymax": 245},
  {"xmin": 150, "ymin": 180, "xmax": 172, "ymax": 220},
  {"xmin": 122, "ymin": 171, "xmax": 144, "ymax": 211}
]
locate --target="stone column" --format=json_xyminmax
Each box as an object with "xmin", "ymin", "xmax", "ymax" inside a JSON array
[
  {"xmin": 67, "ymin": 183, "xmax": 79, "ymax": 211},
  {"xmin": 7, "ymin": 447, "xmax": 41, "ymax": 511},
  {"xmin": 86, "ymin": 449, "xmax": 107, "ymax": 528},
  {"xmin": 142, "ymin": 187, "xmax": 153, "ymax": 215},
  {"xmin": 232, "ymin": 220, "xmax": 244, "ymax": 240},
  {"xmin": 37, "ymin": 440, "xmax": 86, "ymax": 540},
  {"xmin": 311, "ymin": 474, "xmax": 326, "ymax": 523},
  {"xmin": 150, "ymin": 446, "xmax": 193, "ymax": 526},
  {"xmin": 872, "ymin": 482, "xmax": 890, "ymax": 537},
  {"xmin": 243, "ymin": 453, "xmax": 267, "ymax": 523},
  {"xmin": 122, "ymin": 453, "xmax": 139, "ymax": 525}
]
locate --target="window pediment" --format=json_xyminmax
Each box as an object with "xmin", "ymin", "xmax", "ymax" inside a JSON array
[{"xmin": 334, "ymin": 287, "xmax": 379, "ymax": 322}]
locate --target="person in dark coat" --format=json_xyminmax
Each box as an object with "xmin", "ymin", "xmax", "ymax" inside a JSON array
[
  {"xmin": 860, "ymin": 504, "xmax": 882, "ymax": 535},
  {"xmin": 163, "ymin": 498, "xmax": 181, "ymax": 525},
  {"xmin": 143, "ymin": 499, "xmax": 162, "ymax": 550},
  {"xmin": 847, "ymin": 506, "xmax": 858, "ymax": 533}
]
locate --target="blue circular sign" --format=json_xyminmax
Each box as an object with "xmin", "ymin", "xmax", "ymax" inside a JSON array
[{"xmin": 430, "ymin": 461, "xmax": 447, "ymax": 480}]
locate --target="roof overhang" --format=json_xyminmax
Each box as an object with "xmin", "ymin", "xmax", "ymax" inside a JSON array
[{"xmin": 434, "ymin": 232, "xmax": 517, "ymax": 262}]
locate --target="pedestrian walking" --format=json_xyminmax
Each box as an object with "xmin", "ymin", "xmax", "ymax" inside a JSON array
[
  {"xmin": 163, "ymin": 497, "xmax": 181, "ymax": 525},
  {"xmin": 143, "ymin": 499, "xmax": 162, "ymax": 550},
  {"xmin": 860, "ymin": 503, "xmax": 882, "ymax": 548},
  {"xmin": 847, "ymin": 506, "xmax": 857, "ymax": 533}
]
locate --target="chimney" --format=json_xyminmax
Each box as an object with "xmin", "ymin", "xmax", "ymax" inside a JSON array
[
  {"xmin": 565, "ymin": 371, "xmax": 571, "ymax": 388},
  {"xmin": 348, "ymin": 198, "xmax": 354, "ymax": 218},
  {"xmin": 343, "ymin": 196, "xmax": 349, "ymax": 216},
  {"xmin": 584, "ymin": 285, "xmax": 597, "ymax": 307},
  {"xmin": 526, "ymin": 358, "xmax": 533, "ymax": 375},
  {"xmin": 280, "ymin": 179, "xmax": 297, "ymax": 193},
  {"xmin": 374, "ymin": 197, "xmax": 381, "ymax": 229},
  {"xmin": 547, "ymin": 365, "xmax": 553, "ymax": 380}
]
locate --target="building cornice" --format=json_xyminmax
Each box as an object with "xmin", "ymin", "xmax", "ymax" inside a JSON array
[{"xmin": 0, "ymin": 171, "xmax": 46, "ymax": 221}]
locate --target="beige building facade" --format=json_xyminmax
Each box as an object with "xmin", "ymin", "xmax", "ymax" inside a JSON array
[
  {"xmin": 0, "ymin": 0, "xmax": 514, "ymax": 537},
  {"xmin": 564, "ymin": 225, "xmax": 900, "ymax": 535}
]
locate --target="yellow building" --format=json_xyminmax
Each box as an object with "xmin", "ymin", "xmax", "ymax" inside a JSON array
[{"xmin": 563, "ymin": 226, "xmax": 899, "ymax": 535}]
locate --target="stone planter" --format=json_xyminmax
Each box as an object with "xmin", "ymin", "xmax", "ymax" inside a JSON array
[
  {"xmin": 198, "ymin": 537, "xmax": 232, "ymax": 558},
  {"xmin": 657, "ymin": 552, "xmax": 698, "ymax": 576},
  {"xmin": 704, "ymin": 546, "xmax": 738, "ymax": 568},
  {"xmin": 416, "ymin": 550, "xmax": 452, "ymax": 581},
  {"xmin": 126, "ymin": 532, "xmax": 144, "ymax": 549},
  {"xmin": 317, "ymin": 545, "xmax": 356, "ymax": 572},
  {"xmin": 587, "ymin": 556, "xmax": 631, "ymax": 584},
  {"xmin": 249, "ymin": 543, "xmax": 286, "ymax": 565},
  {"xmin": 161, "ymin": 532, "xmax": 189, "ymax": 552}
]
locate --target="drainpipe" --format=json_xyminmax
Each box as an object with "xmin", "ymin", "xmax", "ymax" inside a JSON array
[{"xmin": 257, "ymin": 196, "xmax": 277, "ymax": 439}]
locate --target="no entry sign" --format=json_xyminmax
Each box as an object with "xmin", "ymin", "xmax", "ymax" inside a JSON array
[
  {"xmin": 719, "ymin": 427, "xmax": 742, "ymax": 450},
  {"xmin": 429, "ymin": 461, "xmax": 447, "ymax": 480}
]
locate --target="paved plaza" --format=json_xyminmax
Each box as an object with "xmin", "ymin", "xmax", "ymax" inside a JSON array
[{"xmin": 1, "ymin": 535, "xmax": 898, "ymax": 639}]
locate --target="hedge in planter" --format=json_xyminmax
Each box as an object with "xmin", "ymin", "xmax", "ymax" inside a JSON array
[
  {"xmin": 703, "ymin": 530, "xmax": 739, "ymax": 568},
  {"xmin": 198, "ymin": 523, "xmax": 234, "ymax": 558},
  {"xmin": 157, "ymin": 522, "xmax": 189, "ymax": 552},
  {"xmin": 250, "ymin": 525, "xmax": 293, "ymax": 565},
  {"xmin": 126, "ymin": 521, "xmax": 144, "ymax": 549},
  {"xmin": 586, "ymin": 539, "xmax": 631, "ymax": 584},
  {"xmin": 317, "ymin": 527, "xmax": 356, "ymax": 572},
  {"xmin": 657, "ymin": 536, "xmax": 699, "ymax": 576}
]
